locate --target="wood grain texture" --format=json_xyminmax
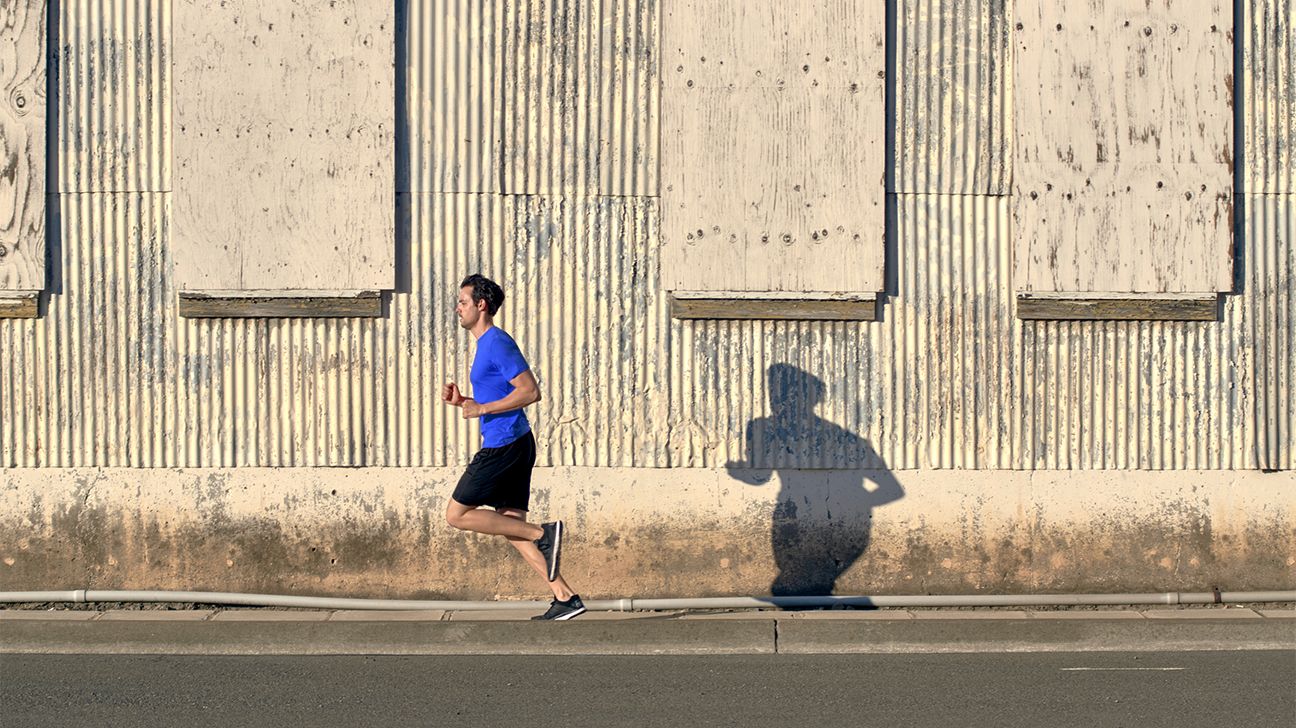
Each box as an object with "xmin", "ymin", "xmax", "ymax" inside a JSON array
[
  {"xmin": 1013, "ymin": 0, "xmax": 1234, "ymax": 294},
  {"xmin": 1016, "ymin": 293, "xmax": 1219, "ymax": 321},
  {"xmin": 670, "ymin": 293, "xmax": 877, "ymax": 321},
  {"xmin": 178, "ymin": 291, "xmax": 382, "ymax": 318},
  {"xmin": 0, "ymin": 291, "xmax": 36, "ymax": 317},
  {"xmin": 0, "ymin": 0, "xmax": 45, "ymax": 293},
  {"xmin": 661, "ymin": 0, "xmax": 885, "ymax": 295},
  {"xmin": 173, "ymin": 0, "xmax": 394, "ymax": 292}
]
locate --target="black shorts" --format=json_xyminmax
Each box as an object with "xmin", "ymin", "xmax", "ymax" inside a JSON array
[{"xmin": 452, "ymin": 430, "xmax": 536, "ymax": 511}]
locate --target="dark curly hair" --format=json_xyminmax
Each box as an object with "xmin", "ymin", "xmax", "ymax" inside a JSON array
[{"xmin": 460, "ymin": 274, "xmax": 505, "ymax": 316}]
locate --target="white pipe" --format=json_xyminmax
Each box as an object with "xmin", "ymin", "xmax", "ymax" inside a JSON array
[{"xmin": 0, "ymin": 590, "xmax": 1291, "ymax": 611}]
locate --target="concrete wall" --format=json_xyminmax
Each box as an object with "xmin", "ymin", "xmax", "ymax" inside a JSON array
[{"xmin": 3, "ymin": 468, "xmax": 1292, "ymax": 597}]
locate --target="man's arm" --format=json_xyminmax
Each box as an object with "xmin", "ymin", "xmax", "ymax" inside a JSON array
[{"xmin": 461, "ymin": 370, "xmax": 541, "ymax": 418}]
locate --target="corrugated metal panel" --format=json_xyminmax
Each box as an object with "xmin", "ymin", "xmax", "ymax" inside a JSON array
[
  {"xmin": 2, "ymin": 2, "xmax": 1291, "ymax": 469},
  {"xmin": 893, "ymin": 0, "xmax": 1011, "ymax": 194},
  {"xmin": 498, "ymin": 0, "xmax": 658, "ymax": 196},
  {"xmin": 1243, "ymin": 0, "xmax": 1294, "ymax": 194},
  {"xmin": 57, "ymin": 0, "xmax": 169, "ymax": 192},
  {"xmin": 668, "ymin": 194, "xmax": 1290, "ymax": 470},
  {"xmin": 0, "ymin": 192, "xmax": 667, "ymax": 467},
  {"xmin": 406, "ymin": 0, "xmax": 658, "ymax": 196},
  {"xmin": 405, "ymin": 0, "xmax": 502, "ymax": 193},
  {"xmin": 1250, "ymin": 195, "xmax": 1294, "ymax": 470}
]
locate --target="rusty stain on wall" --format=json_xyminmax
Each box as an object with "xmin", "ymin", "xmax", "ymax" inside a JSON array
[{"xmin": 2, "ymin": 468, "xmax": 1291, "ymax": 597}]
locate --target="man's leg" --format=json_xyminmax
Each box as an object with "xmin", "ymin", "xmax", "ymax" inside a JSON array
[
  {"xmin": 446, "ymin": 499, "xmax": 543, "ymax": 540},
  {"xmin": 497, "ymin": 508, "xmax": 576, "ymax": 601}
]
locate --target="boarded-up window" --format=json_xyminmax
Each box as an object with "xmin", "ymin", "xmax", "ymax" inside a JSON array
[
  {"xmin": 1013, "ymin": 0, "xmax": 1233, "ymax": 318},
  {"xmin": 661, "ymin": 1, "xmax": 886, "ymax": 319},
  {"xmin": 173, "ymin": 1, "xmax": 394, "ymax": 308},
  {"xmin": 0, "ymin": 0, "xmax": 45, "ymax": 318}
]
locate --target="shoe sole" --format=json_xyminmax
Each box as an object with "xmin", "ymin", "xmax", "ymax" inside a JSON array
[
  {"xmin": 548, "ymin": 521, "xmax": 563, "ymax": 581},
  {"xmin": 553, "ymin": 607, "xmax": 585, "ymax": 621}
]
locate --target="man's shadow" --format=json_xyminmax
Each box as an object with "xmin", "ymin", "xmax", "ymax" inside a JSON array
[{"xmin": 726, "ymin": 365, "xmax": 904, "ymax": 597}]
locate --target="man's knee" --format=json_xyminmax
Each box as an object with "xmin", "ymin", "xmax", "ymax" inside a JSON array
[{"xmin": 446, "ymin": 503, "xmax": 473, "ymax": 530}]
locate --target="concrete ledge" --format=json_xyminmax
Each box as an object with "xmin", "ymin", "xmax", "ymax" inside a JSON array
[
  {"xmin": 775, "ymin": 618, "xmax": 1296, "ymax": 654},
  {"xmin": 3, "ymin": 614, "xmax": 1291, "ymax": 656},
  {"xmin": 98, "ymin": 610, "xmax": 216, "ymax": 621}
]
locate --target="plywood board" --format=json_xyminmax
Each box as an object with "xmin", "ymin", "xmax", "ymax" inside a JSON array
[
  {"xmin": 1014, "ymin": 163, "xmax": 1233, "ymax": 292},
  {"xmin": 662, "ymin": 0, "xmax": 886, "ymax": 294},
  {"xmin": 1013, "ymin": 0, "xmax": 1234, "ymax": 294},
  {"xmin": 0, "ymin": 0, "xmax": 45, "ymax": 293},
  {"xmin": 173, "ymin": 0, "xmax": 395, "ymax": 292}
]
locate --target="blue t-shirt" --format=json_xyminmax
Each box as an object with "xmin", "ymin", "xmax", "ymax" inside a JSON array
[{"xmin": 470, "ymin": 326, "xmax": 533, "ymax": 448}]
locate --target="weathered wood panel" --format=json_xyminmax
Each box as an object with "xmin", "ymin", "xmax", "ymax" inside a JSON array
[
  {"xmin": 1013, "ymin": 0, "xmax": 1234, "ymax": 294},
  {"xmin": 173, "ymin": 0, "xmax": 394, "ymax": 292},
  {"xmin": 1014, "ymin": 164, "xmax": 1233, "ymax": 292},
  {"xmin": 178, "ymin": 291, "xmax": 382, "ymax": 318},
  {"xmin": 0, "ymin": 291, "xmax": 37, "ymax": 317},
  {"xmin": 1016, "ymin": 293, "xmax": 1219, "ymax": 321},
  {"xmin": 0, "ymin": 0, "xmax": 45, "ymax": 293},
  {"xmin": 662, "ymin": 0, "xmax": 885, "ymax": 294},
  {"xmin": 671, "ymin": 293, "xmax": 877, "ymax": 321}
]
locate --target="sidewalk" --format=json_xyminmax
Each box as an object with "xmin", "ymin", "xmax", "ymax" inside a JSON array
[{"xmin": 3, "ymin": 607, "xmax": 1292, "ymax": 656}]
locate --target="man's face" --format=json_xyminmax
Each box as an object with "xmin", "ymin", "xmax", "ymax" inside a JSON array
[{"xmin": 455, "ymin": 286, "xmax": 482, "ymax": 329}]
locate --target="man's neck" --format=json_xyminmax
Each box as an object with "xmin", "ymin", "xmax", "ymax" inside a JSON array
[{"xmin": 469, "ymin": 319, "xmax": 494, "ymax": 340}]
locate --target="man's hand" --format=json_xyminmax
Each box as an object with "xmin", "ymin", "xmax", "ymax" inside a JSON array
[
  {"xmin": 461, "ymin": 399, "xmax": 483, "ymax": 419},
  {"xmin": 442, "ymin": 382, "xmax": 466, "ymax": 406}
]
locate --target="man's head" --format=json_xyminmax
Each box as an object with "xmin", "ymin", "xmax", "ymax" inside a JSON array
[{"xmin": 456, "ymin": 274, "xmax": 505, "ymax": 329}]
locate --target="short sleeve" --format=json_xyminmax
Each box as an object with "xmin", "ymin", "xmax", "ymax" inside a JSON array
[{"xmin": 494, "ymin": 334, "xmax": 530, "ymax": 382}]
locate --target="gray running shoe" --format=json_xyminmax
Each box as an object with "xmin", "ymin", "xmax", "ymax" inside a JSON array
[
  {"xmin": 531, "ymin": 594, "xmax": 586, "ymax": 621},
  {"xmin": 533, "ymin": 520, "xmax": 563, "ymax": 581}
]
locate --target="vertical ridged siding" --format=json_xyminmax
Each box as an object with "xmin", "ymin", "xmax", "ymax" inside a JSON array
[
  {"xmin": 1, "ymin": 2, "xmax": 1290, "ymax": 469},
  {"xmin": 406, "ymin": 0, "xmax": 501, "ymax": 193},
  {"xmin": 1250, "ymin": 196, "xmax": 1295, "ymax": 471},
  {"xmin": 893, "ymin": 0, "xmax": 1012, "ymax": 194},
  {"xmin": 57, "ymin": 0, "xmax": 169, "ymax": 192},
  {"xmin": 668, "ymin": 195, "xmax": 1291, "ymax": 470},
  {"xmin": 1243, "ymin": 0, "xmax": 1294, "ymax": 194},
  {"xmin": 1, "ymin": 192, "xmax": 1287, "ymax": 469},
  {"xmin": 406, "ymin": 0, "xmax": 658, "ymax": 196}
]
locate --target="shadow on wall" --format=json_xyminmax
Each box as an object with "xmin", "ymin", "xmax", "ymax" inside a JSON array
[{"xmin": 725, "ymin": 365, "xmax": 904, "ymax": 598}]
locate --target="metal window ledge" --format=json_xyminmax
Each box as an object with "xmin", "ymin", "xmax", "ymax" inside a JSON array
[{"xmin": 179, "ymin": 290, "xmax": 383, "ymax": 318}]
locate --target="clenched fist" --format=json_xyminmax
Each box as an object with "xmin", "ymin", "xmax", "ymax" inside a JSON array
[{"xmin": 442, "ymin": 382, "xmax": 466, "ymax": 406}]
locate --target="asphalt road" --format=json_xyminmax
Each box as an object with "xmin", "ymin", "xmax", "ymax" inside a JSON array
[{"xmin": 2, "ymin": 651, "xmax": 1293, "ymax": 727}]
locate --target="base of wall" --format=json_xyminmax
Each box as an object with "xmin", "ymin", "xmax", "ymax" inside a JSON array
[{"xmin": 2, "ymin": 468, "xmax": 1292, "ymax": 599}]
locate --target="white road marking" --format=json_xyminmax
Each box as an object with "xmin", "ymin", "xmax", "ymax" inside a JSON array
[{"xmin": 1062, "ymin": 667, "xmax": 1186, "ymax": 672}]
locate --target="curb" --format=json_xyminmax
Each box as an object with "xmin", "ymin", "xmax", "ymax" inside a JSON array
[{"xmin": 2, "ymin": 613, "xmax": 1292, "ymax": 656}]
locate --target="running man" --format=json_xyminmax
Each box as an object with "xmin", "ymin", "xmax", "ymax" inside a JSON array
[{"xmin": 442, "ymin": 274, "xmax": 586, "ymax": 621}]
